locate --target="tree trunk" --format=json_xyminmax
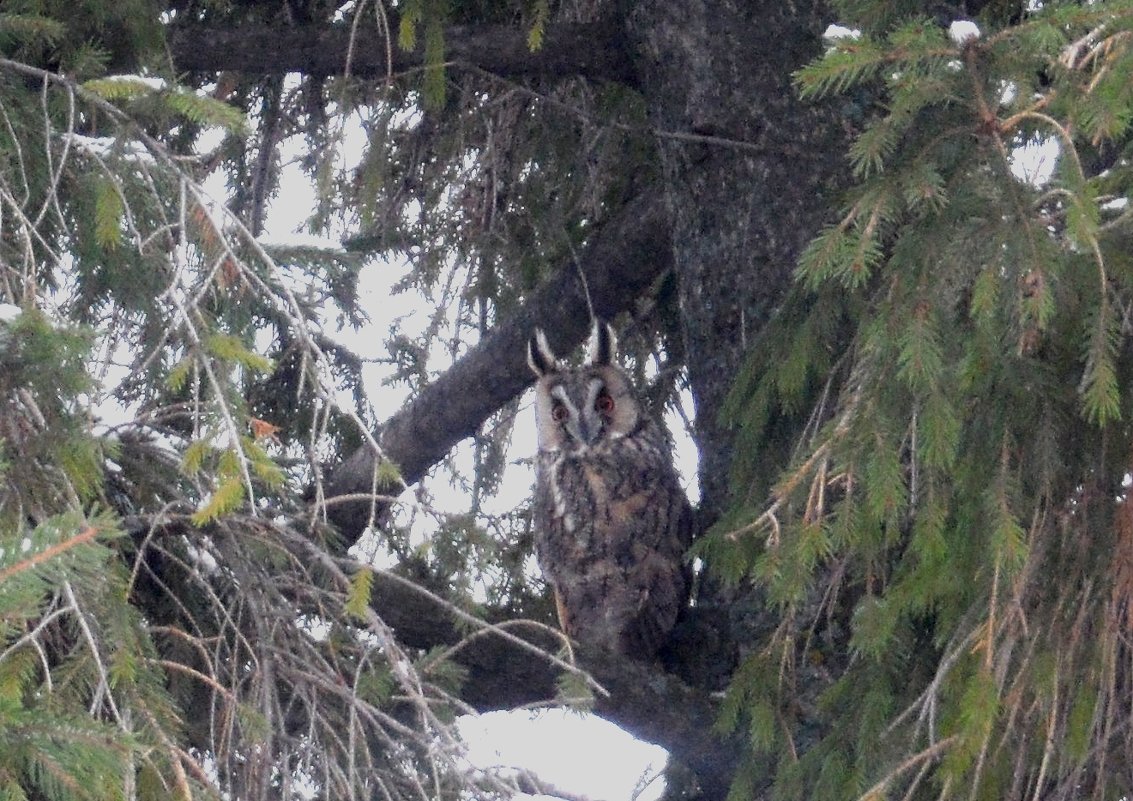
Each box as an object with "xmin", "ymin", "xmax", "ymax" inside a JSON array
[
  {"xmin": 626, "ymin": 0, "xmax": 847, "ymax": 521},
  {"xmin": 624, "ymin": 4, "xmax": 852, "ymax": 795}
]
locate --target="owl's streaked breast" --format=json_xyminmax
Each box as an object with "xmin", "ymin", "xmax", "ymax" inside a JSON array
[{"xmin": 527, "ymin": 321, "xmax": 693, "ymax": 659}]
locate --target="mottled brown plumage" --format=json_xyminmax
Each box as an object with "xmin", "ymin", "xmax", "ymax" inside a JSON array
[{"xmin": 527, "ymin": 321, "xmax": 693, "ymax": 659}]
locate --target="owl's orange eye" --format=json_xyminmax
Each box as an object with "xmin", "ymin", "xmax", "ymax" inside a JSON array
[
  {"xmin": 552, "ymin": 403, "xmax": 569, "ymax": 422},
  {"xmin": 595, "ymin": 393, "xmax": 615, "ymax": 414}
]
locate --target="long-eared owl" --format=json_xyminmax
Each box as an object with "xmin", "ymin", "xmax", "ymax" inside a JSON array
[{"xmin": 527, "ymin": 320, "xmax": 693, "ymax": 660}]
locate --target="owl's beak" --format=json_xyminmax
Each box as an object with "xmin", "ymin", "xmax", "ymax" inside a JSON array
[{"xmin": 577, "ymin": 416, "xmax": 604, "ymax": 447}]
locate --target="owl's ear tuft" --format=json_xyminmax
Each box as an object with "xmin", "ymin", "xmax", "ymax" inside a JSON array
[
  {"xmin": 586, "ymin": 319, "xmax": 617, "ymax": 366},
  {"xmin": 527, "ymin": 329, "xmax": 558, "ymax": 377}
]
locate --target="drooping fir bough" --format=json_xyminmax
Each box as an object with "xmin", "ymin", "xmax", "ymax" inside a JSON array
[{"xmin": 704, "ymin": 3, "xmax": 1133, "ymax": 799}]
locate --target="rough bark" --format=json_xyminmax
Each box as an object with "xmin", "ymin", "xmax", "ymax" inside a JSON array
[
  {"xmin": 324, "ymin": 190, "xmax": 672, "ymax": 543},
  {"xmin": 168, "ymin": 17, "xmax": 635, "ymax": 84},
  {"xmin": 618, "ymin": 5, "xmax": 855, "ymax": 796},
  {"xmin": 625, "ymin": 0, "xmax": 849, "ymax": 524}
]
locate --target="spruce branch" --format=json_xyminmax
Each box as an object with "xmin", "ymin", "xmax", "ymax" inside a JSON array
[
  {"xmin": 0, "ymin": 524, "xmax": 100, "ymax": 583},
  {"xmin": 858, "ymin": 736, "xmax": 958, "ymax": 801}
]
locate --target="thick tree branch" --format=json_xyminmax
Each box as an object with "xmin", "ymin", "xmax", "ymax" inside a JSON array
[
  {"xmin": 323, "ymin": 190, "xmax": 672, "ymax": 544},
  {"xmin": 366, "ymin": 562, "xmax": 739, "ymax": 798},
  {"xmin": 168, "ymin": 17, "xmax": 635, "ymax": 84}
]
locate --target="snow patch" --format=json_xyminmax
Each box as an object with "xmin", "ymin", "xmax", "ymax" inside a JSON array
[
  {"xmin": 457, "ymin": 710, "xmax": 667, "ymax": 801},
  {"xmin": 823, "ymin": 23, "xmax": 861, "ymax": 40},
  {"xmin": 185, "ymin": 538, "xmax": 219, "ymax": 574},
  {"xmin": 1010, "ymin": 136, "xmax": 1059, "ymax": 187},
  {"xmin": 949, "ymin": 20, "xmax": 981, "ymax": 44},
  {"xmin": 103, "ymin": 74, "xmax": 167, "ymax": 91},
  {"xmin": 64, "ymin": 133, "xmax": 153, "ymax": 162},
  {"xmin": 998, "ymin": 81, "xmax": 1018, "ymax": 106},
  {"xmin": 0, "ymin": 303, "xmax": 20, "ymax": 323},
  {"xmin": 258, "ymin": 232, "xmax": 347, "ymax": 252}
]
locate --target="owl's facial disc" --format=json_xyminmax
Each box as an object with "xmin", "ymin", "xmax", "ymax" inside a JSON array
[{"xmin": 550, "ymin": 380, "xmax": 609, "ymax": 450}]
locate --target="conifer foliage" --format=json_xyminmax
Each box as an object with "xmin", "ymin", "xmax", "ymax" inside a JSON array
[
  {"xmin": 0, "ymin": 4, "xmax": 499, "ymax": 801},
  {"xmin": 710, "ymin": 2, "xmax": 1133, "ymax": 798}
]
